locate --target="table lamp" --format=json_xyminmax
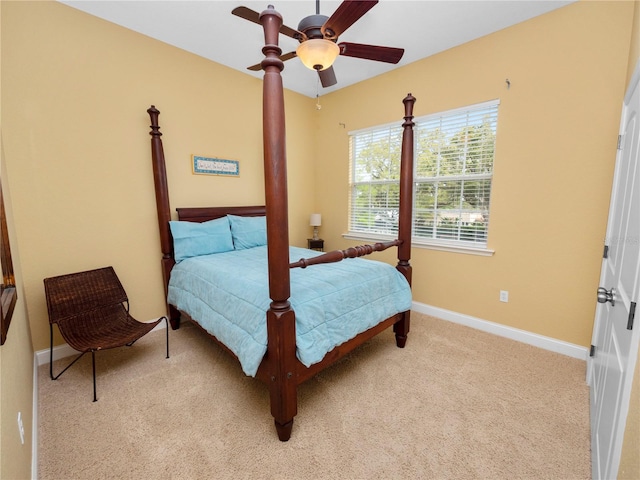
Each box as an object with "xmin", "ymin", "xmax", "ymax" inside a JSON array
[{"xmin": 309, "ymin": 213, "xmax": 322, "ymax": 240}]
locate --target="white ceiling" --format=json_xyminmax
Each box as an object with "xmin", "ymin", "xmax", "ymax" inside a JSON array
[{"xmin": 59, "ymin": 0, "xmax": 575, "ymax": 98}]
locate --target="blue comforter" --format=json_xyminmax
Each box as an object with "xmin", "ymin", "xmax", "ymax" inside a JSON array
[{"xmin": 168, "ymin": 246, "xmax": 411, "ymax": 376}]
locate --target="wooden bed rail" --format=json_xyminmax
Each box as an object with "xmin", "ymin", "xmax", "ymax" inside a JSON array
[{"xmin": 290, "ymin": 240, "xmax": 402, "ymax": 269}]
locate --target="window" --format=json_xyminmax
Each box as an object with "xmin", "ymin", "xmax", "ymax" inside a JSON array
[
  {"xmin": 1, "ymin": 179, "xmax": 17, "ymax": 345},
  {"xmin": 349, "ymin": 100, "xmax": 499, "ymax": 252}
]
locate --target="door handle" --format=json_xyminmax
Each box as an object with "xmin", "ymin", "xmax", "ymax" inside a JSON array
[{"xmin": 597, "ymin": 287, "xmax": 616, "ymax": 306}]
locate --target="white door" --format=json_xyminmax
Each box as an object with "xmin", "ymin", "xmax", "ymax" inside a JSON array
[{"xmin": 588, "ymin": 65, "xmax": 640, "ymax": 480}]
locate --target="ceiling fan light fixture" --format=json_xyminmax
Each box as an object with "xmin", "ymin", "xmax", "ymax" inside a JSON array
[{"xmin": 296, "ymin": 39, "xmax": 340, "ymax": 71}]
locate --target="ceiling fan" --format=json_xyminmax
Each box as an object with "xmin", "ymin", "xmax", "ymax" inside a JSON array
[{"xmin": 231, "ymin": 1, "xmax": 405, "ymax": 88}]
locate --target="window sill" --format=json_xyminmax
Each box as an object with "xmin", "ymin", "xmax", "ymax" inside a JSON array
[{"xmin": 342, "ymin": 232, "xmax": 495, "ymax": 257}]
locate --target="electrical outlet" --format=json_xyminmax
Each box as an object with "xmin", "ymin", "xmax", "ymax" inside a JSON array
[
  {"xmin": 17, "ymin": 412, "xmax": 24, "ymax": 445},
  {"xmin": 500, "ymin": 290, "xmax": 509, "ymax": 303}
]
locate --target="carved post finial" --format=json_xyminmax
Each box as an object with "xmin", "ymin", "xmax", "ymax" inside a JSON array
[
  {"xmin": 260, "ymin": 5, "xmax": 284, "ymax": 72},
  {"xmin": 147, "ymin": 105, "xmax": 162, "ymax": 136},
  {"xmin": 403, "ymin": 94, "xmax": 416, "ymax": 125}
]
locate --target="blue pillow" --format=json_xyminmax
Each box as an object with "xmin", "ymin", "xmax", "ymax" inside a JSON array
[
  {"xmin": 169, "ymin": 216, "xmax": 234, "ymax": 262},
  {"xmin": 228, "ymin": 215, "xmax": 267, "ymax": 250}
]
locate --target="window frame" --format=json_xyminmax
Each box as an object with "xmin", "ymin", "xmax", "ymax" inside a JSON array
[{"xmin": 347, "ymin": 99, "xmax": 499, "ymax": 256}]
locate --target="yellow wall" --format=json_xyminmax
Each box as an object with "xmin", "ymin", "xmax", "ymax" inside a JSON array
[
  {"xmin": 619, "ymin": 3, "xmax": 640, "ymax": 478},
  {"xmin": 0, "ymin": 4, "xmax": 36, "ymax": 477},
  {"xmin": 2, "ymin": 1, "xmax": 316, "ymax": 353},
  {"xmin": 0, "ymin": 145, "xmax": 34, "ymax": 480},
  {"xmin": 314, "ymin": 0, "xmax": 633, "ymax": 348},
  {"xmin": 1, "ymin": 0, "xmax": 638, "ymax": 477}
]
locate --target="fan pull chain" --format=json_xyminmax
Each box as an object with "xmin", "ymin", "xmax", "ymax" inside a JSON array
[{"xmin": 316, "ymin": 77, "xmax": 322, "ymax": 110}]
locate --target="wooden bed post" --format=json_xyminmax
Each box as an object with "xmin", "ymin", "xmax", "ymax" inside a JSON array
[
  {"xmin": 147, "ymin": 106, "xmax": 181, "ymax": 329},
  {"xmin": 259, "ymin": 5, "xmax": 297, "ymax": 442},
  {"xmin": 394, "ymin": 94, "xmax": 416, "ymax": 348}
]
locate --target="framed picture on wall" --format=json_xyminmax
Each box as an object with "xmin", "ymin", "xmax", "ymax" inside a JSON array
[{"xmin": 192, "ymin": 155, "xmax": 240, "ymax": 177}]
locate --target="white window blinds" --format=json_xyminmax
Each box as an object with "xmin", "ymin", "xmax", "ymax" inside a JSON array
[{"xmin": 349, "ymin": 100, "xmax": 499, "ymax": 247}]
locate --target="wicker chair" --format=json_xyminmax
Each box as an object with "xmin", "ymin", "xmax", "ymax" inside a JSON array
[{"xmin": 44, "ymin": 266, "xmax": 169, "ymax": 401}]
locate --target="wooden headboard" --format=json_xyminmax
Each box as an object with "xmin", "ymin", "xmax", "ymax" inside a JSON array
[{"xmin": 176, "ymin": 206, "xmax": 266, "ymax": 223}]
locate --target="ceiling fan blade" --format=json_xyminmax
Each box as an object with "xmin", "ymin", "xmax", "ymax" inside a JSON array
[
  {"xmin": 231, "ymin": 6, "xmax": 260, "ymax": 22},
  {"xmin": 321, "ymin": 1, "xmax": 378, "ymax": 39},
  {"xmin": 232, "ymin": 6, "xmax": 304, "ymax": 40},
  {"xmin": 338, "ymin": 42, "xmax": 404, "ymax": 64},
  {"xmin": 280, "ymin": 51, "xmax": 298, "ymax": 62},
  {"xmin": 318, "ymin": 67, "xmax": 337, "ymax": 88},
  {"xmin": 247, "ymin": 51, "xmax": 298, "ymax": 71}
]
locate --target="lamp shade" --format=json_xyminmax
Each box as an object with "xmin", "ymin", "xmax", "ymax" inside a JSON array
[
  {"xmin": 296, "ymin": 39, "xmax": 340, "ymax": 71},
  {"xmin": 309, "ymin": 213, "xmax": 322, "ymax": 226}
]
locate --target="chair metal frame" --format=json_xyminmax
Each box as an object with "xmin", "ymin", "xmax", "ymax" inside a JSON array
[{"xmin": 45, "ymin": 266, "xmax": 169, "ymax": 401}]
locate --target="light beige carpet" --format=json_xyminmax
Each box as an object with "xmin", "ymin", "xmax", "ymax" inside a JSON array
[{"xmin": 38, "ymin": 313, "xmax": 590, "ymax": 479}]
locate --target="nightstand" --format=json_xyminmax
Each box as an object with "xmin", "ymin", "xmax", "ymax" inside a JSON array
[{"xmin": 307, "ymin": 238, "xmax": 324, "ymax": 251}]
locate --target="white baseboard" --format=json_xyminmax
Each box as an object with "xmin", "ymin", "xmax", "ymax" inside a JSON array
[
  {"xmin": 35, "ymin": 343, "xmax": 78, "ymax": 366},
  {"xmin": 412, "ymin": 301, "xmax": 589, "ymax": 361}
]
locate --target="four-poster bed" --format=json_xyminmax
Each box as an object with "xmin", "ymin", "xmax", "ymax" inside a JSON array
[{"xmin": 147, "ymin": 5, "xmax": 416, "ymax": 441}]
